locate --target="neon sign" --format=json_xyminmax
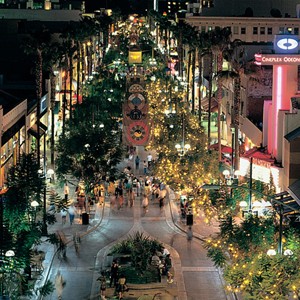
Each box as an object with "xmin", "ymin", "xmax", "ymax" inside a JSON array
[{"xmin": 255, "ymin": 54, "xmax": 300, "ymax": 65}]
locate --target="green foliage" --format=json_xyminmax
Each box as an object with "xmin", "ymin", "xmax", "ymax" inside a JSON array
[
  {"xmin": 0, "ymin": 153, "xmax": 47, "ymax": 298},
  {"xmin": 224, "ymin": 253, "xmax": 300, "ymax": 299},
  {"xmin": 207, "ymin": 247, "xmax": 227, "ymax": 268},
  {"xmin": 35, "ymin": 280, "xmax": 54, "ymax": 296},
  {"xmin": 205, "ymin": 212, "xmax": 300, "ymax": 298},
  {"xmin": 55, "ymin": 73, "xmax": 125, "ymax": 184},
  {"xmin": 109, "ymin": 231, "xmax": 163, "ymax": 273},
  {"xmin": 47, "ymin": 189, "xmax": 69, "ymax": 212}
]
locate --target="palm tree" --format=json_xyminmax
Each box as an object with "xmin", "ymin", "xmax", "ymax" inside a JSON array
[
  {"xmin": 182, "ymin": 25, "xmax": 198, "ymax": 111},
  {"xmin": 97, "ymin": 12, "xmax": 113, "ymax": 59},
  {"xmin": 195, "ymin": 31, "xmax": 210, "ymax": 124},
  {"xmin": 43, "ymin": 42, "xmax": 61, "ymax": 165},
  {"xmin": 222, "ymin": 39, "xmax": 246, "ymax": 171},
  {"xmin": 210, "ymin": 27, "xmax": 231, "ymax": 161},
  {"xmin": 22, "ymin": 27, "xmax": 52, "ymax": 168}
]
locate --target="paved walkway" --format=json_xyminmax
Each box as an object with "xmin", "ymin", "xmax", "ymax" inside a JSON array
[{"xmin": 32, "ymin": 146, "xmax": 235, "ymax": 300}]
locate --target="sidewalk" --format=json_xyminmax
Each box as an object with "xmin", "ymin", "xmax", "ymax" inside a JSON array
[
  {"xmin": 33, "ymin": 147, "xmax": 232, "ymax": 300},
  {"xmin": 33, "ymin": 175, "xmax": 105, "ymax": 299}
]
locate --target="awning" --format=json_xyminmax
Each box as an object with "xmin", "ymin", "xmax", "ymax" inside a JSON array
[
  {"xmin": 2, "ymin": 115, "xmax": 25, "ymax": 145},
  {"xmin": 209, "ymin": 143, "xmax": 233, "ymax": 154},
  {"xmin": 28, "ymin": 122, "xmax": 47, "ymax": 139},
  {"xmin": 201, "ymin": 97, "xmax": 218, "ymax": 112},
  {"xmin": 288, "ymin": 179, "xmax": 300, "ymax": 203},
  {"xmin": 272, "ymin": 191, "xmax": 300, "ymax": 216}
]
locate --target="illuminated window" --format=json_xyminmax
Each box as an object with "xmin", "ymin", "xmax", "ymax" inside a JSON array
[
  {"xmin": 253, "ymin": 27, "xmax": 258, "ymax": 34},
  {"xmin": 208, "ymin": 26, "xmax": 212, "ymax": 31},
  {"xmin": 267, "ymin": 27, "xmax": 272, "ymax": 35},
  {"xmin": 241, "ymin": 27, "xmax": 246, "ymax": 34}
]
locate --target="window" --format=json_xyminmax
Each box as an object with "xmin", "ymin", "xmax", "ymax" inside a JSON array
[
  {"xmin": 233, "ymin": 26, "xmax": 238, "ymax": 34},
  {"xmin": 253, "ymin": 27, "xmax": 258, "ymax": 34},
  {"xmin": 260, "ymin": 27, "xmax": 265, "ymax": 34},
  {"xmin": 279, "ymin": 27, "xmax": 285, "ymax": 34},
  {"xmin": 295, "ymin": 28, "xmax": 299, "ymax": 35},
  {"xmin": 241, "ymin": 27, "xmax": 246, "ymax": 34},
  {"xmin": 201, "ymin": 26, "xmax": 206, "ymax": 32},
  {"xmin": 267, "ymin": 27, "xmax": 272, "ymax": 35}
]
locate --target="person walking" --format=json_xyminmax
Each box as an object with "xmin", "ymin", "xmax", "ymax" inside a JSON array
[
  {"xmin": 55, "ymin": 271, "xmax": 66, "ymax": 300},
  {"xmin": 68, "ymin": 203, "xmax": 77, "ymax": 225},
  {"xmin": 115, "ymin": 182, "xmax": 124, "ymax": 209},
  {"xmin": 143, "ymin": 160, "xmax": 148, "ymax": 175},
  {"xmin": 187, "ymin": 226, "xmax": 193, "ymax": 242},
  {"xmin": 135, "ymin": 155, "xmax": 140, "ymax": 172},
  {"xmin": 128, "ymin": 188, "xmax": 135, "ymax": 208},
  {"xmin": 97, "ymin": 271, "xmax": 107, "ymax": 299},
  {"xmin": 117, "ymin": 273, "xmax": 127, "ymax": 300},
  {"xmin": 60, "ymin": 208, "xmax": 67, "ymax": 225},
  {"xmin": 147, "ymin": 153, "xmax": 153, "ymax": 169},
  {"xmin": 109, "ymin": 260, "xmax": 119, "ymax": 288},
  {"xmin": 64, "ymin": 182, "xmax": 69, "ymax": 201},
  {"xmin": 142, "ymin": 194, "xmax": 149, "ymax": 215}
]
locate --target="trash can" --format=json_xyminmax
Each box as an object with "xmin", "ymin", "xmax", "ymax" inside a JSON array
[
  {"xmin": 186, "ymin": 214, "xmax": 193, "ymax": 226},
  {"xmin": 82, "ymin": 213, "xmax": 89, "ymax": 225}
]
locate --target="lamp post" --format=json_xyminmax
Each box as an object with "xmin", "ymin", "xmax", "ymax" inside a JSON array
[
  {"xmin": 202, "ymin": 182, "xmax": 298, "ymax": 256},
  {"xmin": 0, "ymin": 250, "xmax": 15, "ymax": 300},
  {"xmin": 175, "ymin": 114, "xmax": 190, "ymax": 156},
  {"xmin": 47, "ymin": 169, "xmax": 55, "ymax": 184},
  {"xmin": 30, "ymin": 200, "xmax": 39, "ymax": 226},
  {"xmin": 38, "ymin": 169, "xmax": 47, "ymax": 236},
  {"xmin": 248, "ymin": 157, "xmax": 253, "ymax": 212}
]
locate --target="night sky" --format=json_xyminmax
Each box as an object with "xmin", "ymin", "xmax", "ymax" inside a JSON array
[{"xmin": 84, "ymin": 0, "xmax": 153, "ymax": 15}]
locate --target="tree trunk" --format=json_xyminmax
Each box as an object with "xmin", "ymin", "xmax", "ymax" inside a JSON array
[
  {"xmin": 197, "ymin": 49, "xmax": 203, "ymax": 124},
  {"xmin": 69, "ymin": 55, "xmax": 73, "ymax": 120},
  {"xmin": 187, "ymin": 50, "xmax": 191, "ymax": 104},
  {"xmin": 50, "ymin": 72, "xmax": 56, "ymax": 165},
  {"xmin": 207, "ymin": 51, "xmax": 213, "ymax": 145},
  {"xmin": 36, "ymin": 49, "xmax": 43, "ymax": 168},
  {"xmin": 233, "ymin": 75, "xmax": 241, "ymax": 171},
  {"xmin": 62, "ymin": 63, "xmax": 68, "ymax": 137},
  {"xmin": 217, "ymin": 52, "xmax": 223, "ymax": 162},
  {"xmin": 76, "ymin": 41, "xmax": 81, "ymax": 105},
  {"xmin": 191, "ymin": 49, "xmax": 196, "ymax": 114},
  {"xmin": 177, "ymin": 28, "xmax": 183, "ymax": 78}
]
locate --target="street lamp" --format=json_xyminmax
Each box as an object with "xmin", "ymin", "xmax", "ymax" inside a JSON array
[
  {"xmin": 30, "ymin": 200, "xmax": 39, "ymax": 226},
  {"xmin": 223, "ymin": 169, "xmax": 240, "ymax": 186},
  {"xmin": 38, "ymin": 169, "xmax": 47, "ymax": 236},
  {"xmin": 149, "ymin": 58, "xmax": 157, "ymax": 68},
  {"xmin": 175, "ymin": 114, "xmax": 190, "ymax": 156},
  {"xmin": 0, "ymin": 250, "xmax": 15, "ymax": 299},
  {"xmin": 47, "ymin": 169, "xmax": 55, "ymax": 183}
]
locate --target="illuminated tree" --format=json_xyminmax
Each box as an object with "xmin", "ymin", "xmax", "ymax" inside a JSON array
[
  {"xmin": 204, "ymin": 212, "xmax": 300, "ymax": 299},
  {"xmin": 146, "ymin": 76, "xmax": 219, "ymax": 194},
  {"xmin": 55, "ymin": 72, "xmax": 125, "ymax": 188}
]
